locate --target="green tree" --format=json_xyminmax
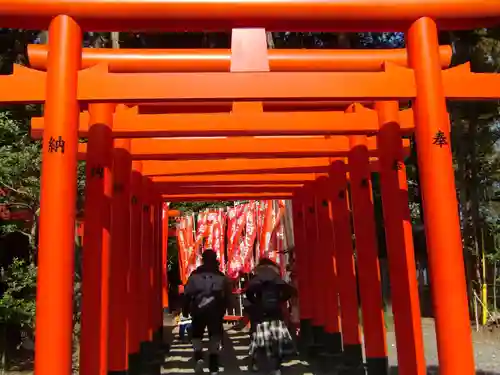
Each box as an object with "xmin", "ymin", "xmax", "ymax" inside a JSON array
[
  {"xmin": 0, "ymin": 259, "xmax": 37, "ymax": 328},
  {"xmin": 0, "ymin": 110, "xmax": 40, "ymax": 369},
  {"xmin": 448, "ymin": 29, "xmax": 500, "ymax": 321},
  {"xmin": 0, "ymin": 111, "xmax": 41, "ymax": 225}
]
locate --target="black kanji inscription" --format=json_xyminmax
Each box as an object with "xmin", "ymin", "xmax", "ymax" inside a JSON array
[
  {"xmin": 308, "ymin": 207, "xmax": 314, "ymax": 214},
  {"xmin": 432, "ymin": 130, "xmax": 448, "ymax": 148},
  {"xmin": 338, "ymin": 190, "xmax": 346, "ymax": 199},
  {"xmin": 131, "ymin": 195, "xmax": 138, "ymax": 205},
  {"xmin": 360, "ymin": 178, "xmax": 369, "ymax": 188},
  {"xmin": 392, "ymin": 160, "xmax": 403, "ymax": 171},
  {"xmin": 47, "ymin": 136, "xmax": 65, "ymax": 154},
  {"xmin": 113, "ymin": 183, "xmax": 124, "ymax": 193},
  {"xmin": 91, "ymin": 165, "xmax": 104, "ymax": 179},
  {"xmin": 322, "ymin": 200, "xmax": 328, "ymax": 207},
  {"xmin": 143, "ymin": 205, "xmax": 150, "ymax": 212}
]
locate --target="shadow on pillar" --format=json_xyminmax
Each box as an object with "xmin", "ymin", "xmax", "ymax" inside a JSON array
[
  {"xmin": 324, "ymin": 331, "xmax": 343, "ymax": 356},
  {"xmin": 128, "ymin": 351, "xmax": 141, "ymax": 375},
  {"xmin": 299, "ymin": 322, "xmax": 343, "ymax": 358},
  {"xmin": 310, "ymin": 325, "xmax": 325, "ymax": 352},
  {"xmin": 365, "ymin": 357, "xmax": 389, "ymax": 375},
  {"xmin": 108, "ymin": 370, "xmax": 127, "ymax": 375},
  {"xmin": 298, "ymin": 319, "xmax": 314, "ymax": 355},
  {"xmin": 137, "ymin": 326, "xmax": 170, "ymax": 375}
]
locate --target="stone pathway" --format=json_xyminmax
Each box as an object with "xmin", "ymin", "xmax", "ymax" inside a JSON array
[{"xmin": 162, "ymin": 323, "xmax": 316, "ymax": 375}]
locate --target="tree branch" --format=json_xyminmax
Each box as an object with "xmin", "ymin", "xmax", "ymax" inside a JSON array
[{"xmin": 0, "ymin": 181, "xmax": 30, "ymax": 197}]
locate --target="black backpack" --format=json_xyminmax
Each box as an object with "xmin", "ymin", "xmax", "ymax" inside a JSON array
[
  {"xmin": 191, "ymin": 273, "xmax": 226, "ymax": 314},
  {"xmin": 259, "ymin": 281, "xmax": 282, "ymax": 316}
]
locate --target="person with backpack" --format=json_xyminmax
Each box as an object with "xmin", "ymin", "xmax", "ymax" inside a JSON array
[
  {"xmin": 182, "ymin": 249, "xmax": 232, "ymax": 375},
  {"xmin": 245, "ymin": 258, "xmax": 295, "ymax": 375}
]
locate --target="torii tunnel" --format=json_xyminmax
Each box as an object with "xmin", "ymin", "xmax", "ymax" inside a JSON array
[{"xmin": 3, "ymin": 1, "xmax": 500, "ymax": 375}]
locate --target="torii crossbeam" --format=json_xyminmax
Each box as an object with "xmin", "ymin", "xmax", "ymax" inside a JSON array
[
  {"xmin": 75, "ymin": 136, "xmax": 411, "ymax": 161},
  {"xmin": 28, "ymin": 44, "xmax": 452, "ymax": 73},
  {"xmin": 0, "ymin": 0, "xmax": 499, "ymax": 31},
  {"xmin": 30, "ymin": 105, "xmax": 416, "ymax": 138}
]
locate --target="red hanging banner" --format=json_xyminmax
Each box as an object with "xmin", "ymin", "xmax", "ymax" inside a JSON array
[{"xmin": 176, "ymin": 200, "xmax": 292, "ymax": 281}]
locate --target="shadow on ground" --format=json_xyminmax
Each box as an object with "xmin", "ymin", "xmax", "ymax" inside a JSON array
[
  {"xmin": 155, "ymin": 322, "xmax": 499, "ymax": 375},
  {"xmin": 160, "ymin": 323, "xmax": 315, "ymax": 374}
]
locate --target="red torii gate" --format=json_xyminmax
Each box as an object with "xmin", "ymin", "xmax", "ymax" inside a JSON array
[
  {"xmin": 3, "ymin": 2, "xmax": 500, "ymax": 375},
  {"xmin": 32, "ymin": 87, "xmax": 418, "ymax": 374},
  {"xmin": 32, "ymin": 98, "xmax": 426, "ymax": 375}
]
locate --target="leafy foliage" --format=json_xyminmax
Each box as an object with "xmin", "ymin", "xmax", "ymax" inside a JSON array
[
  {"xmin": 0, "ymin": 259, "xmax": 36, "ymax": 327},
  {"xmin": 0, "ymin": 112, "xmax": 41, "ymax": 215},
  {"xmin": 0, "ymin": 111, "xmax": 40, "ymax": 347}
]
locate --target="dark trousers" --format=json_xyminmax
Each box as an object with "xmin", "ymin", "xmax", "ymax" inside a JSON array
[
  {"xmin": 179, "ymin": 323, "xmax": 191, "ymax": 340},
  {"xmin": 191, "ymin": 312, "xmax": 224, "ymax": 373},
  {"xmin": 191, "ymin": 313, "xmax": 224, "ymax": 340}
]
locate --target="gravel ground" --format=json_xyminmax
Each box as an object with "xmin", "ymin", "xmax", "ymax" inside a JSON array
[{"xmin": 386, "ymin": 318, "xmax": 500, "ymax": 375}]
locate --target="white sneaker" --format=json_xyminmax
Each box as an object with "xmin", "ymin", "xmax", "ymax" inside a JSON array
[{"xmin": 194, "ymin": 359, "xmax": 204, "ymax": 373}]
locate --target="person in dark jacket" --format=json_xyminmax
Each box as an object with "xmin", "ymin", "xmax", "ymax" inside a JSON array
[
  {"xmin": 245, "ymin": 258, "xmax": 295, "ymax": 375},
  {"xmin": 183, "ymin": 249, "xmax": 232, "ymax": 375}
]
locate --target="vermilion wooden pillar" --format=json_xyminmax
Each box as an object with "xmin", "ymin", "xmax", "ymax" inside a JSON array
[
  {"xmin": 153, "ymin": 198, "xmax": 164, "ymax": 342},
  {"xmin": 328, "ymin": 161, "xmax": 364, "ymax": 367},
  {"xmin": 34, "ymin": 16, "xmax": 82, "ymax": 375},
  {"xmin": 407, "ymin": 18, "xmax": 475, "ymax": 374},
  {"xmin": 128, "ymin": 161, "xmax": 143, "ymax": 375},
  {"xmin": 150, "ymin": 198, "xmax": 157, "ymax": 344},
  {"xmin": 315, "ymin": 178, "xmax": 343, "ymax": 355},
  {"xmin": 149, "ymin": 195, "xmax": 157, "ymax": 344},
  {"xmin": 348, "ymin": 135, "xmax": 388, "ymax": 375},
  {"xmin": 80, "ymin": 103, "xmax": 114, "ymax": 375},
  {"xmin": 291, "ymin": 194, "xmax": 314, "ymax": 348},
  {"xmin": 140, "ymin": 178, "xmax": 154, "ymax": 359},
  {"xmin": 156, "ymin": 200, "xmax": 165, "ymax": 340},
  {"xmin": 108, "ymin": 139, "xmax": 132, "ymax": 375},
  {"xmin": 162, "ymin": 202, "xmax": 170, "ymax": 312},
  {"xmin": 376, "ymin": 101, "xmax": 426, "ymax": 375},
  {"xmin": 303, "ymin": 184, "xmax": 325, "ymax": 350},
  {"xmin": 140, "ymin": 176, "xmax": 153, "ymax": 359}
]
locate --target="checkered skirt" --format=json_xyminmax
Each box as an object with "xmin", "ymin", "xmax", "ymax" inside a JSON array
[{"xmin": 248, "ymin": 319, "xmax": 295, "ymax": 358}]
